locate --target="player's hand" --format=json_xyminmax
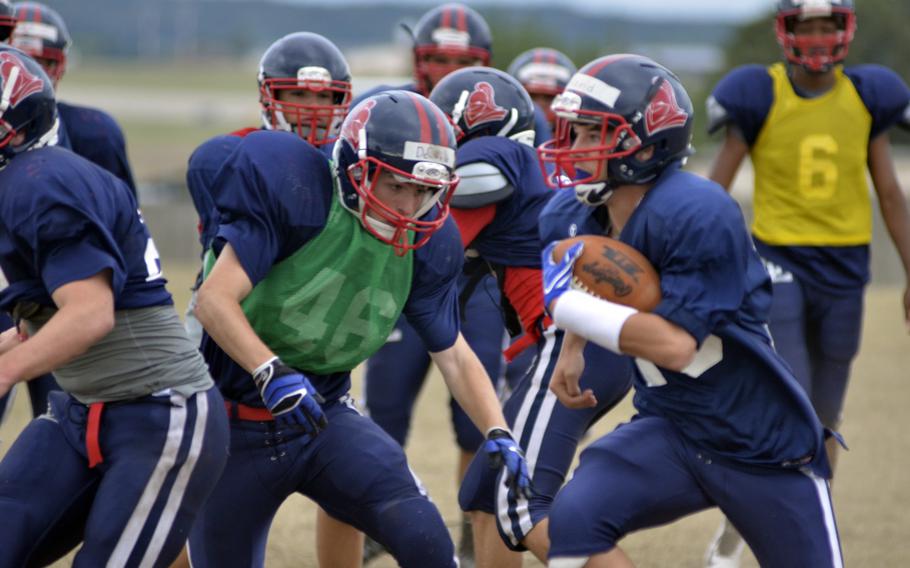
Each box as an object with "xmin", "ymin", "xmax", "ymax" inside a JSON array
[
  {"xmin": 484, "ymin": 427, "xmax": 532, "ymax": 500},
  {"xmin": 0, "ymin": 326, "xmax": 23, "ymax": 356},
  {"xmin": 550, "ymin": 336, "xmax": 596, "ymax": 409},
  {"xmin": 542, "ymin": 241, "xmax": 584, "ymax": 315},
  {"xmin": 253, "ymin": 357, "xmax": 327, "ymax": 435}
]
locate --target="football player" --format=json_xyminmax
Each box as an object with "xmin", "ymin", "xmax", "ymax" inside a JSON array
[
  {"xmin": 185, "ymin": 91, "xmax": 532, "ymax": 568},
  {"xmin": 429, "ymin": 67, "xmax": 632, "ymax": 567},
  {"xmin": 352, "ymin": 6, "xmax": 546, "ymax": 563},
  {"xmin": 703, "ymin": 1, "xmax": 910, "ymax": 564},
  {"xmin": 539, "ymin": 53, "xmax": 842, "ymax": 568},
  {"xmin": 0, "ymin": 46, "xmax": 229, "ymax": 567},
  {"xmin": 507, "ymin": 47, "xmax": 576, "ymax": 132}
]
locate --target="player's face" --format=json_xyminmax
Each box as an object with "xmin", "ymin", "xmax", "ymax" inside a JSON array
[
  {"xmin": 791, "ymin": 16, "xmax": 840, "ymax": 58},
  {"xmin": 369, "ymin": 170, "xmax": 435, "ymax": 220},
  {"xmin": 275, "ymin": 88, "xmax": 335, "ymax": 125},
  {"xmin": 570, "ymin": 122, "xmax": 608, "ymax": 180},
  {"xmin": 33, "ymin": 56, "xmax": 60, "ymax": 89},
  {"xmin": 530, "ymin": 92, "xmax": 557, "ymax": 128},
  {"xmin": 420, "ymin": 52, "xmax": 483, "ymax": 91}
]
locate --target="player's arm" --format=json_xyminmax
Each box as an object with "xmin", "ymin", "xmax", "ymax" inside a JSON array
[
  {"xmin": 707, "ymin": 126, "xmax": 749, "ymax": 191},
  {"xmin": 548, "ymin": 330, "xmax": 596, "ymax": 409},
  {"xmin": 430, "ymin": 333, "xmax": 508, "ymax": 434},
  {"xmin": 868, "ymin": 132, "xmax": 910, "ymax": 328},
  {"xmin": 0, "ymin": 271, "xmax": 115, "ymax": 397},
  {"xmin": 194, "ymin": 243, "xmax": 272, "ymax": 372}
]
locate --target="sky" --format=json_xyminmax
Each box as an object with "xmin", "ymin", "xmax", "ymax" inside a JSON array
[{"xmin": 284, "ymin": 0, "xmax": 779, "ymax": 22}]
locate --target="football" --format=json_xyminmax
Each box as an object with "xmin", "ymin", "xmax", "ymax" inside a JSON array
[{"xmin": 552, "ymin": 235, "xmax": 661, "ymax": 311}]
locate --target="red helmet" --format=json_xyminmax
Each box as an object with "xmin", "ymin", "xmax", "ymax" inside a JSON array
[
  {"xmin": 775, "ymin": 0, "xmax": 856, "ymax": 73},
  {"xmin": 410, "ymin": 3, "xmax": 492, "ymax": 95}
]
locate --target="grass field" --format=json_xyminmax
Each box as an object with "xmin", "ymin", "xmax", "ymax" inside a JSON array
[{"xmin": 1, "ymin": 261, "xmax": 908, "ymax": 567}]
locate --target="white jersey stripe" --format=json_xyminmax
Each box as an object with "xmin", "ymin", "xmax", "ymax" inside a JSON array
[
  {"xmin": 107, "ymin": 397, "xmax": 188, "ymax": 568},
  {"xmin": 139, "ymin": 393, "xmax": 209, "ymax": 568},
  {"xmin": 807, "ymin": 471, "xmax": 843, "ymax": 568}
]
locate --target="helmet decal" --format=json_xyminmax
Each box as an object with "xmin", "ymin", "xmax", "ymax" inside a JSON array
[
  {"xmin": 340, "ymin": 99, "xmax": 376, "ymax": 152},
  {"xmin": 464, "ymin": 81, "xmax": 507, "ymax": 129},
  {"xmin": 0, "ymin": 52, "xmax": 44, "ymax": 111},
  {"xmin": 644, "ymin": 79, "xmax": 689, "ymax": 137}
]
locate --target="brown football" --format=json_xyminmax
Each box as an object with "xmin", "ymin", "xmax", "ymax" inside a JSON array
[{"xmin": 552, "ymin": 235, "xmax": 661, "ymax": 311}]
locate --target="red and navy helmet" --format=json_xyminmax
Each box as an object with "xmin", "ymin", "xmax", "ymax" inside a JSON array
[
  {"xmin": 333, "ymin": 91, "xmax": 459, "ymax": 253},
  {"xmin": 258, "ymin": 32, "xmax": 352, "ymax": 147},
  {"xmin": 507, "ymin": 47, "xmax": 576, "ymax": 124},
  {"xmin": 0, "ymin": 1, "xmax": 16, "ymax": 43},
  {"xmin": 0, "ymin": 45, "xmax": 57, "ymax": 168},
  {"xmin": 429, "ymin": 66, "xmax": 535, "ymax": 146},
  {"xmin": 776, "ymin": 0, "xmax": 855, "ymax": 73},
  {"xmin": 10, "ymin": 2, "xmax": 70, "ymax": 87},
  {"xmin": 538, "ymin": 54, "xmax": 694, "ymax": 205},
  {"xmin": 411, "ymin": 3, "xmax": 492, "ymax": 96}
]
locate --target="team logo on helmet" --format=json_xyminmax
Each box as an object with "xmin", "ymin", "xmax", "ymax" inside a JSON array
[
  {"xmin": 464, "ymin": 82, "xmax": 507, "ymax": 129},
  {"xmin": 340, "ymin": 99, "xmax": 376, "ymax": 147},
  {"xmin": 644, "ymin": 79, "xmax": 688, "ymax": 136},
  {"xmin": 0, "ymin": 52, "xmax": 44, "ymax": 111}
]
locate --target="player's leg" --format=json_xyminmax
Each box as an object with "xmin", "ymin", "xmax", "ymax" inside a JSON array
[
  {"xmin": 0, "ymin": 392, "xmax": 99, "ymax": 567},
  {"xmin": 187, "ymin": 409, "xmax": 302, "ymax": 568},
  {"xmin": 303, "ymin": 399, "xmax": 456, "ymax": 568},
  {"xmin": 706, "ymin": 273, "xmax": 810, "ymax": 567},
  {"xmin": 704, "ymin": 461, "xmax": 843, "ymax": 567},
  {"xmin": 461, "ymin": 326, "xmax": 633, "ymax": 563},
  {"xmin": 75, "ymin": 388, "xmax": 229, "ymax": 568},
  {"xmin": 317, "ymin": 508, "xmax": 365, "ymax": 568},
  {"xmin": 548, "ymin": 416, "xmax": 713, "ymax": 567},
  {"xmin": 806, "ymin": 286, "xmax": 864, "ymax": 471}
]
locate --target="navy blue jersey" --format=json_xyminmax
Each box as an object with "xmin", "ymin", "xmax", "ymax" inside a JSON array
[
  {"xmin": 0, "ymin": 147, "xmax": 172, "ymax": 312},
  {"xmin": 456, "ymin": 137, "xmax": 553, "ymax": 268},
  {"xmin": 539, "ymin": 165, "xmax": 829, "ymax": 476},
  {"xmin": 57, "ymin": 101, "xmax": 137, "ymax": 196},
  {"xmin": 186, "ymin": 133, "xmax": 245, "ymax": 250},
  {"xmin": 538, "ymin": 187, "xmax": 611, "ymax": 245},
  {"xmin": 200, "ymin": 130, "xmax": 463, "ymax": 403},
  {"xmin": 708, "ymin": 64, "xmax": 910, "ymax": 292}
]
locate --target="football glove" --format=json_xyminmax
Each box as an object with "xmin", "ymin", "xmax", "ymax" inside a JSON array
[
  {"xmin": 542, "ymin": 241, "xmax": 584, "ymax": 315},
  {"xmin": 484, "ymin": 427, "xmax": 532, "ymax": 500},
  {"xmin": 253, "ymin": 357, "xmax": 327, "ymax": 435}
]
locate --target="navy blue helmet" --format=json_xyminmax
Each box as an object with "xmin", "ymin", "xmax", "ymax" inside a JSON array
[
  {"xmin": 0, "ymin": 45, "xmax": 57, "ymax": 168},
  {"xmin": 410, "ymin": 3, "xmax": 492, "ymax": 95},
  {"xmin": 333, "ymin": 90, "xmax": 459, "ymax": 253},
  {"xmin": 10, "ymin": 2, "xmax": 70, "ymax": 86},
  {"xmin": 429, "ymin": 66, "xmax": 535, "ymax": 146},
  {"xmin": 258, "ymin": 31, "xmax": 352, "ymax": 147},
  {"xmin": 539, "ymin": 54, "xmax": 694, "ymax": 205}
]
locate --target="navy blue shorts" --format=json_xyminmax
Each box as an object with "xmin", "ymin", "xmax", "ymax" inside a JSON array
[{"xmin": 548, "ymin": 416, "xmax": 843, "ymax": 567}]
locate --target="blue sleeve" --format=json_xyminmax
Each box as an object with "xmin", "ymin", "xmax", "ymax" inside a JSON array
[
  {"xmin": 404, "ymin": 216, "xmax": 464, "ymax": 352},
  {"xmin": 844, "ymin": 65, "xmax": 910, "ymax": 138},
  {"xmin": 647, "ymin": 192, "xmax": 757, "ymax": 344},
  {"xmin": 186, "ymin": 135, "xmax": 242, "ymax": 249},
  {"xmin": 533, "ymin": 104, "xmax": 553, "ymax": 146},
  {"xmin": 57, "ymin": 103, "xmax": 137, "ymax": 195},
  {"xmin": 211, "ymin": 131, "xmax": 331, "ymax": 285},
  {"xmin": 706, "ymin": 65, "xmax": 773, "ymax": 145}
]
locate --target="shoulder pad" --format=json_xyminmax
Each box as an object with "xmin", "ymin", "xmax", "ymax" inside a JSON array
[
  {"xmin": 705, "ymin": 95, "xmax": 731, "ymax": 135},
  {"xmin": 452, "ymin": 162, "xmax": 514, "ymax": 208}
]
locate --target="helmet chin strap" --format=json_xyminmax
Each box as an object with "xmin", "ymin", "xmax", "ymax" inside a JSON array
[
  {"xmin": 574, "ymin": 180, "xmax": 613, "ymax": 206},
  {"xmin": 32, "ymin": 118, "xmax": 59, "ymax": 150}
]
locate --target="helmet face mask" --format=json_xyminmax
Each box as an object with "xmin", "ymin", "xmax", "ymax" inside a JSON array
[
  {"xmin": 258, "ymin": 32, "xmax": 352, "ymax": 147},
  {"xmin": 537, "ymin": 54, "xmax": 693, "ymax": 206},
  {"xmin": 334, "ymin": 92, "xmax": 460, "ymax": 254},
  {"xmin": 775, "ymin": 0, "xmax": 856, "ymax": 73},
  {"xmin": 411, "ymin": 3, "xmax": 492, "ymax": 95}
]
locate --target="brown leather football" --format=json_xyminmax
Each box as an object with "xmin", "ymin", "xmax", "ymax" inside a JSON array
[{"xmin": 552, "ymin": 235, "xmax": 661, "ymax": 311}]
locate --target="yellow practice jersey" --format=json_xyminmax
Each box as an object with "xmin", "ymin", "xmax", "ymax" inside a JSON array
[{"xmin": 751, "ymin": 63, "xmax": 872, "ymax": 246}]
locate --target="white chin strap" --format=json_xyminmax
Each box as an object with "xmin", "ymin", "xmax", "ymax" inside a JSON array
[
  {"xmin": 509, "ymin": 129, "xmax": 536, "ymax": 147},
  {"xmin": 33, "ymin": 118, "xmax": 60, "ymax": 150}
]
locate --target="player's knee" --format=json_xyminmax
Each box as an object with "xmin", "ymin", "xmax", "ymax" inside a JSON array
[
  {"xmin": 372, "ymin": 495, "xmax": 456, "ymax": 568},
  {"xmin": 549, "ymin": 493, "xmax": 620, "ymax": 554}
]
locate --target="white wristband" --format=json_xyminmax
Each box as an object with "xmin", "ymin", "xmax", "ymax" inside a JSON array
[{"xmin": 552, "ymin": 290, "xmax": 638, "ymax": 354}]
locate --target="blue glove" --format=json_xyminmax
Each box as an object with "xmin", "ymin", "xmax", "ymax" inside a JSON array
[
  {"xmin": 253, "ymin": 357, "xmax": 327, "ymax": 435},
  {"xmin": 484, "ymin": 428, "xmax": 533, "ymax": 500},
  {"xmin": 541, "ymin": 241, "xmax": 584, "ymax": 314}
]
